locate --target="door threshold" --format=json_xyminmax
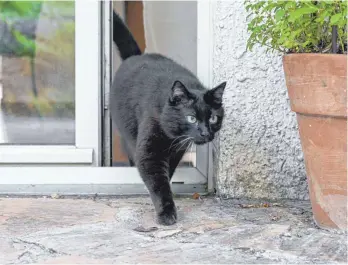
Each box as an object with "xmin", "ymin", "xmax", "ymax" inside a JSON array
[{"xmin": 0, "ymin": 183, "xmax": 207, "ymax": 196}]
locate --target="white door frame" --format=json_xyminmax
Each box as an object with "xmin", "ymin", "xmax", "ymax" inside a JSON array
[{"xmin": 0, "ymin": 0, "xmax": 214, "ymax": 195}]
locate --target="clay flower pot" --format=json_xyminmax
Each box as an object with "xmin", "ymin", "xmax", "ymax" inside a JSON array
[{"xmin": 283, "ymin": 54, "xmax": 347, "ymax": 230}]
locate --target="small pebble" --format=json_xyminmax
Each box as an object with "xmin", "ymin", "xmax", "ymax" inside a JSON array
[
  {"xmin": 51, "ymin": 193, "xmax": 60, "ymax": 199},
  {"xmin": 133, "ymin": 226, "xmax": 158, "ymax": 233},
  {"xmin": 213, "ymin": 197, "xmax": 221, "ymax": 203},
  {"xmin": 154, "ymin": 229, "xmax": 182, "ymax": 238}
]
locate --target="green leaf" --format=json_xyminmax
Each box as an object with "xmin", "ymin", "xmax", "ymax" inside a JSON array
[
  {"xmin": 275, "ymin": 10, "xmax": 285, "ymax": 21},
  {"xmin": 0, "ymin": 1, "xmax": 42, "ymax": 19},
  {"xmin": 289, "ymin": 7, "xmax": 318, "ymax": 22},
  {"xmin": 261, "ymin": 36, "xmax": 268, "ymax": 46},
  {"xmin": 285, "ymin": 1, "xmax": 296, "ymax": 9},
  {"xmin": 245, "ymin": 4, "xmax": 253, "ymax": 11},
  {"xmin": 303, "ymin": 1, "xmax": 320, "ymax": 10},
  {"xmin": 12, "ymin": 29, "xmax": 36, "ymax": 54},
  {"xmin": 330, "ymin": 13, "xmax": 343, "ymax": 25}
]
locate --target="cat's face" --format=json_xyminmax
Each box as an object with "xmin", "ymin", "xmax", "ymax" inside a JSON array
[{"xmin": 161, "ymin": 80, "xmax": 226, "ymax": 145}]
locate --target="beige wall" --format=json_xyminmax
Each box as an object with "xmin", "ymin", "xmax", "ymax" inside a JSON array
[{"xmin": 143, "ymin": 1, "xmax": 197, "ymax": 74}]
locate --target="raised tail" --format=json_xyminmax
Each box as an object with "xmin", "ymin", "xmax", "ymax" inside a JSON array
[{"xmin": 113, "ymin": 10, "xmax": 142, "ymax": 60}]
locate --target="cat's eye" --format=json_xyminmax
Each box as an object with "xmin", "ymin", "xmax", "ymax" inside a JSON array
[
  {"xmin": 209, "ymin": 115, "xmax": 218, "ymax": 124},
  {"xmin": 186, "ymin": 115, "xmax": 197, "ymax": 124}
]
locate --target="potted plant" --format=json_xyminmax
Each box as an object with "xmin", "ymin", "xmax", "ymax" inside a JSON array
[{"xmin": 245, "ymin": 0, "xmax": 347, "ymax": 230}]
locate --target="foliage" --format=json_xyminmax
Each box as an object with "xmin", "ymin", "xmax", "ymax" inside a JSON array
[
  {"xmin": 0, "ymin": 1, "xmax": 75, "ymax": 112},
  {"xmin": 0, "ymin": 1, "xmax": 42, "ymax": 56},
  {"xmin": 244, "ymin": 0, "xmax": 347, "ymax": 54},
  {"xmin": 0, "ymin": 1, "xmax": 42, "ymax": 20},
  {"xmin": 0, "ymin": 1, "xmax": 74, "ymax": 57}
]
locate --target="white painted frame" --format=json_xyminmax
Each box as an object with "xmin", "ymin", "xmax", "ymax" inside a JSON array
[
  {"xmin": 0, "ymin": 0, "xmax": 213, "ymax": 195},
  {"xmin": 196, "ymin": 0, "xmax": 214, "ymax": 192}
]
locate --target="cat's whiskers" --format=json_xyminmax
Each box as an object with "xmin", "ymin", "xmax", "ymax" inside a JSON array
[
  {"xmin": 188, "ymin": 142, "xmax": 194, "ymax": 167},
  {"xmin": 182, "ymin": 141, "xmax": 194, "ymax": 166},
  {"xmin": 176, "ymin": 137, "xmax": 193, "ymax": 153},
  {"xmin": 166, "ymin": 135, "xmax": 190, "ymax": 152},
  {"xmin": 167, "ymin": 135, "xmax": 191, "ymax": 152},
  {"xmin": 185, "ymin": 141, "xmax": 193, "ymax": 155}
]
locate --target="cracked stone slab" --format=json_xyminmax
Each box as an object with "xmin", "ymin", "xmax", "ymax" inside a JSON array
[{"xmin": 0, "ymin": 197, "xmax": 346, "ymax": 264}]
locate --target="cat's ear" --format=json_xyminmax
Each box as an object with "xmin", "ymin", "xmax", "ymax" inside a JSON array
[
  {"xmin": 204, "ymin": 81, "xmax": 226, "ymax": 108},
  {"xmin": 170, "ymin": 80, "xmax": 194, "ymax": 105}
]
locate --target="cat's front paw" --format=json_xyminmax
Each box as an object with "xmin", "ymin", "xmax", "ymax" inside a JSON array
[{"xmin": 157, "ymin": 204, "xmax": 177, "ymax": 226}]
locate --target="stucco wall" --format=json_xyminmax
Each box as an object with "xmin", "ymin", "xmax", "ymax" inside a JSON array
[{"xmin": 213, "ymin": 1, "xmax": 309, "ymax": 200}]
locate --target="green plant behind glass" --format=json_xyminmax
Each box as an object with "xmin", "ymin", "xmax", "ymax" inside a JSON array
[
  {"xmin": 0, "ymin": 1, "xmax": 74, "ymax": 57},
  {"xmin": 0, "ymin": 1, "xmax": 43, "ymax": 56},
  {"xmin": 0, "ymin": 1, "xmax": 75, "ymax": 114}
]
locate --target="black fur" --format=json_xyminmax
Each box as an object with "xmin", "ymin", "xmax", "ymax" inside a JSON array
[
  {"xmin": 112, "ymin": 11, "xmax": 141, "ymax": 60},
  {"xmin": 110, "ymin": 11, "xmax": 226, "ymax": 225}
]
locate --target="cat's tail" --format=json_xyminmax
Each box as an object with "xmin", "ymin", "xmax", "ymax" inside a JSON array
[{"xmin": 113, "ymin": 10, "xmax": 142, "ymax": 60}]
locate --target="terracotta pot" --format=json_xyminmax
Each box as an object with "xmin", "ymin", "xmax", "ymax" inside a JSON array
[{"xmin": 283, "ymin": 54, "xmax": 347, "ymax": 230}]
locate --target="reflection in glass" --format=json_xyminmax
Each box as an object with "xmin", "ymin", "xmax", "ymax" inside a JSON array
[{"xmin": 0, "ymin": 1, "xmax": 75, "ymax": 145}]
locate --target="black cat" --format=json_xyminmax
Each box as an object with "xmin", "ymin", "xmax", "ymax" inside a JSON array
[{"xmin": 110, "ymin": 11, "xmax": 227, "ymax": 225}]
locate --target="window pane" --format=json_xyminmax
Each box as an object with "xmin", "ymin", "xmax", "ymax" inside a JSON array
[{"xmin": 0, "ymin": 1, "xmax": 75, "ymax": 145}]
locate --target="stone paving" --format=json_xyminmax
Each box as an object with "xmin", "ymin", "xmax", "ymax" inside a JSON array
[{"xmin": 0, "ymin": 196, "xmax": 346, "ymax": 264}]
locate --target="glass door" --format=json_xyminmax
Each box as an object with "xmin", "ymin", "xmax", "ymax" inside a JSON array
[{"xmin": 0, "ymin": 0, "xmax": 100, "ymax": 166}]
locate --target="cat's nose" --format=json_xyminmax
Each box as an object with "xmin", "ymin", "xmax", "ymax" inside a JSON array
[{"xmin": 200, "ymin": 131, "xmax": 209, "ymax": 137}]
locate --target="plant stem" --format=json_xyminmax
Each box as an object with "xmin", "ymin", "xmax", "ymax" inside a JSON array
[
  {"xmin": 337, "ymin": 29, "xmax": 344, "ymax": 53},
  {"xmin": 332, "ymin": 25, "xmax": 338, "ymax": 53}
]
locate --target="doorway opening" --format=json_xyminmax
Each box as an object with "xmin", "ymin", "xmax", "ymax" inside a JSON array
[{"xmin": 110, "ymin": 1, "xmax": 198, "ymax": 168}]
